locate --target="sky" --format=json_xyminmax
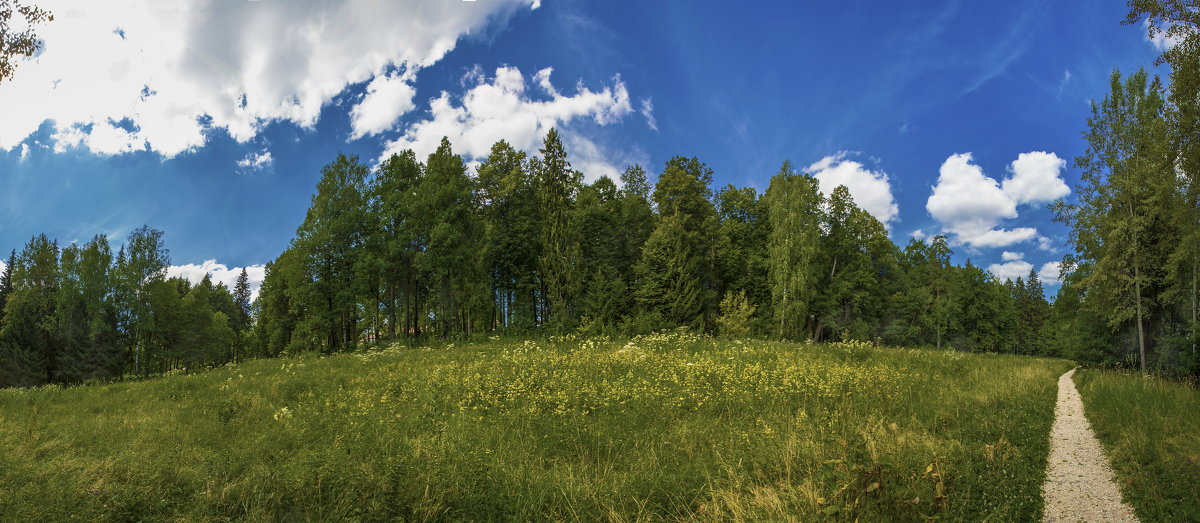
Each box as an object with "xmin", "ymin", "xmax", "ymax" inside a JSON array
[{"xmin": 0, "ymin": 0, "xmax": 1174, "ymax": 296}]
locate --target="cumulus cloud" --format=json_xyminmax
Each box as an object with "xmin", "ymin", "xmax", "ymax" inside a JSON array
[
  {"xmin": 807, "ymin": 153, "xmax": 900, "ymax": 226},
  {"xmin": 1001, "ymin": 251, "xmax": 1024, "ymax": 261},
  {"xmin": 166, "ymin": 260, "xmax": 266, "ymax": 301},
  {"xmin": 379, "ymin": 66, "xmax": 634, "ymax": 181},
  {"xmin": 1038, "ymin": 261, "xmax": 1062, "ymax": 285},
  {"xmin": 927, "ymin": 153, "xmax": 1022, "ymax": 247},
  {"xmin": 349, "ymin": 70, "xmax": 417, "ymax": 139},
  {"xmin": 988, "ymin": 260, "xmax": 1033, "ymax": 283},
  {"xmin": 1002, "ymin": 151, "xmax": 1069, "ymax": 205},
  {"xmin": 926, "ymin": 152, "xmax": 1066, "ymax": 248},
  {"xmin": 0, "ymin": 0, "xmax": 537, "ymax": 156},
  {"xmin": 911, "ymin": 229, "xmax": 927, "ymax": 241}
]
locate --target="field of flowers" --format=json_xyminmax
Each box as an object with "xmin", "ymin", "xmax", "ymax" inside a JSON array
[{"xmin": 0, "ymin": 333, "xmax": 1070, "ymax": 520}]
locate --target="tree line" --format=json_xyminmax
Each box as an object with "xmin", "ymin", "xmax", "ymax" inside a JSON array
[
  {"xmin": 253, "ymin": 129, "xmax": 1055, "ymax": 359},
  {"xmin": 0, "ymin": 228, "xmax": 253, "ymax": 387},
  {"xmin": 0, "ymin": 134, "xmax": 1062, "ymax": 390},
  {"xmin": 1048, "ymin": 1, "xmax": 1200, "ymax": 376}
]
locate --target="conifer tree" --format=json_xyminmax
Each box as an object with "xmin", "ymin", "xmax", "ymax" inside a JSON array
[
  {"xmin": 534, "ymin": 129, "xmax": 582, "ymax": 331},
  {"xmin": 233, "ymin": 267, "xmax": 251, "ymax": 361},
  {"xmin": 0, "ymin": 234, "xmax": 59, "ymax": 386},
  {"xmin": 0, "ymin": 250, "xmax": 12, "ymax": 324}
]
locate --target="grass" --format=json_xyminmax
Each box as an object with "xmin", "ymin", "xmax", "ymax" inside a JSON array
[
  {"xmin": 1074, "ymin": 369, "xmax": 1200, "ymax": 521},
  {"xmin": 0, "ymin": 333, "xmax": 1071, "ymax": 521}
]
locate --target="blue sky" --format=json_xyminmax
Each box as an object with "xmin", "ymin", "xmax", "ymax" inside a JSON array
[{"xmin": 0, "ymin": 0, "xmax": 1170, "ymax": 292}]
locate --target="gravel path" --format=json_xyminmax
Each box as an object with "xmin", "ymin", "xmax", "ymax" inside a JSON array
[{"xmin": 1042, "ymin": 368, "xmax": 1138, "ymax": 522}]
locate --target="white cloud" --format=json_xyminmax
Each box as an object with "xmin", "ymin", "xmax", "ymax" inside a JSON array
[
  {"xmin": 1002, "ymin": 151, "xmax": 1069, "ymax": 205},
  {"xmin": 1001, "ymin": 251, "xmax": 1024, "ymax": 261},
  {"xmin": 349, "ymin": 70, "xmax": 417, "ymax": 139},
  {"xmin": 379, "ymin": 66, "xmax": 634, "ymax": 182},
  {"xmin": 988, "ymin": 260, "xmax": 1033, "ymax": 283},
  {"xmin": 807, "ymin": 152, "xmax": 900, "ymax": 226},
  {"xmin": 911, "ymin": 229, "xmax": 927, "ymax": 241},
  {"xmin": 236, "ymin": 149, "xmax": 273, "ymax": 173},
  {"xmin": 640, "ymin": 97, "xmax": 657, "ymax": 131},
  {"xmin": 166, "ymin": 260, "xmax": 266, "ymax": 301},
  {"xmin": 1146, "ymin": 19, "xmax": 1185, "ymax": 51},
  {"xmin": 1038, "ymin": 261, "xmax": 1061, "ymax": 286},
  {"xmin": 927, "ymin": 152, "xmax": 1060, "ymax": 248},
  {"xmin": 927, "ymin": 153, "xmax": 1020, "ymax": 247},
  {"xmin": 0, "ymin": 0, "xmax": 537, "ymax": 157},
  {"xmin": 1058, "ymin": 70, "xmax": 1072, "ymax": 95}
]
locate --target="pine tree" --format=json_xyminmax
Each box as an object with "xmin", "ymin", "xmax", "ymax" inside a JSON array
[
  {"xmin": 534, "ymin": 129, "xmax": 582, "ymax": 331},
  {"xmin": 617, "ymin": 165, "xmax": 656, "ymax": 302},
  {"xmin": 0, "ymin": 250, "xmax": 13, "ymax": 321},
  {"xmin": 0, "ymin": 234, "xmax": 60, "ymax": 386},
  {"xmin": 716, "ymin": 290, "xmax": 756, "ymax": 338},
  {"xmin": 233, "ymin": 268, "xmax": 252, "ymax": 361},
  {"xmin": 636, "ymin": 213, "xmax": 703, "ymax": 329}
]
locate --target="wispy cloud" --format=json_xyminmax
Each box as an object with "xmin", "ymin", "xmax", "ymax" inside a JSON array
[
  {"xmin": 640, "ymin": 97, "xmax": 657, "ymax": 131},
  {"xmin": 962, "ymin": 1, "xmax": 1049, "ymax": 95}
]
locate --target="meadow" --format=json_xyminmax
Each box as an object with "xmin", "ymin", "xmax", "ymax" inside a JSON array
[
  {"xmin": 1075, "ymin": 369, "xmax": 1200, "ymax": 521},
  {"xmin": 0, "ymin": 333, "xmax": 1071, "ymax": 521}
]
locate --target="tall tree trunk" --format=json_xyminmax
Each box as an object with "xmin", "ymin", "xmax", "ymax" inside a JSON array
[
  {"xmin": 1134, "ymin": 261, "xmax": 1147, "ymax": 373},
  {"xmin": 387, "ymin": 283, "xmax": 397, "ymax": 341}
]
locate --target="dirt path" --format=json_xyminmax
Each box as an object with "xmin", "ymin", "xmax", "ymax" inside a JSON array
[{"xmin": 1042, "ymin": 368, "xmax": 1138, "ymax": 522}]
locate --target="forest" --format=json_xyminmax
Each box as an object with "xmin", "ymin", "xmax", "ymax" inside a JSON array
[{"xmin": 3, "ymin": 3, "xmax": 1200, "ymax": 389}]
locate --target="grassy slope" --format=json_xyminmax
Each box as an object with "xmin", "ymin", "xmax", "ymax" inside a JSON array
[
  {"xmin": 0, "ymin": 334, "xmax": 1070, "ymax": 521},
  {"xmin": 1074, "ymin": 369, "xmax": 1200, "ymax": 521}
]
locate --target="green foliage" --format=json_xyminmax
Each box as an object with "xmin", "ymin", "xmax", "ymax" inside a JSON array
[
  {"xmin": 535, "ymin": 129, "xmax": 582, "ymax": 331},
  {"xmin": 764, "ymin": 162, "xmax": 822, "ymax": 340},
  {"xmin": 1053, "ymin": 69, "xmax": 1179, "ymax": 372},
  {"xmin": 0, "ymin": 1, "xmax": 54, "ymax": 83},
  {"xmin": 636, "ymin": 213, "xmax": 703, "ymax": 329},
  {"xmin": 294, "ymin": 153, "xmax": 371, "ymax": 352},
  {"xmin": 715, "ymin": 289, "xmax": 756, "ymax": 337},
  {"xmin": 0, "ymin": 234, "xmax": 59, "ymax": 386},
  {"xmin": 2, "ymin": 129, "xmax": 1067, "ymax": 386}
]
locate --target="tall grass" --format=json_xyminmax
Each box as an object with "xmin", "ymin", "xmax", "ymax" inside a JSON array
[
  {"xmin": 0, "ymin": 334, "xmax": 1070, "ymax": 520},
  {"xmin": 1074, "ymin": 369, "xmax": 1200, "ymax": 521}
]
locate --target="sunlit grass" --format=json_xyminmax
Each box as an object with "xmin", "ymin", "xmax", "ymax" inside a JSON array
[
  {"xmin": 1075, "ymin": 369, "xmax": 1200, "ymax": 521},
  {"xmin": 0, "ymin": 334, "xmax": 1070, "ymax": 520}
]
